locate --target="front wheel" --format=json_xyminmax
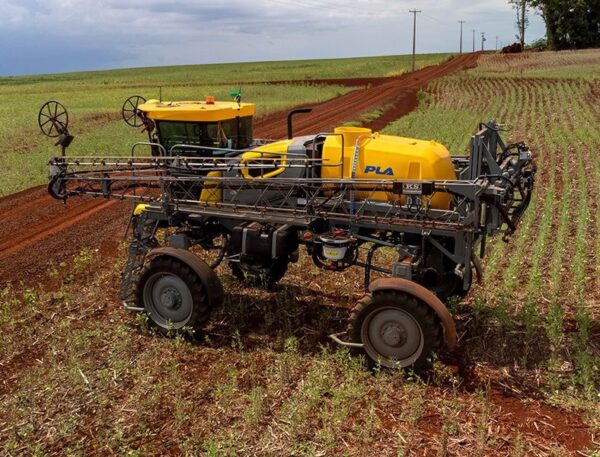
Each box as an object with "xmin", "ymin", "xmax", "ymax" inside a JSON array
[
  {"xmin": 349, "ymin": 290, "xmax": 442, "ymax": 370},
  {"xmin": 136, "ymin": 257, "xmax": 212, "ymax": 332}
]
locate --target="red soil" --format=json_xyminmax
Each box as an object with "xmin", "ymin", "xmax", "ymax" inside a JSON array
[
  {"xmin": 0, "ymin": 187, "xmax": 130, "ymax": 286},
  {"xmin": 244, "ymin": 76, "xmax": 396, "ymax": 87},
  {"xmin": 488, "ymin": 388, "xmax": 592, "ymax": 453},
  {"xmin": 255, "ymin": 52, "xmax": 481, "ymax": 138}
]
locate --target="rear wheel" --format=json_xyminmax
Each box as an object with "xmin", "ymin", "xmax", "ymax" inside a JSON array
[
  {"xmin": 349, "ymin": 290, "xmax": 442, "ymax": 370},
  {"xmin": 136, "ymin": 257, "xmax": 211, "ymax": 331}
]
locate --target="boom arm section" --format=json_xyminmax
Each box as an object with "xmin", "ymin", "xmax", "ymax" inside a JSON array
[{"xmin": 47, "ymin": 121, "xmax": 535, "ymax": 240}]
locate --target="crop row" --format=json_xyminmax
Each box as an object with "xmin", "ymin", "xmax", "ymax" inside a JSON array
[{"xmin": 386, "ymin": 56, "xmax": 599, "ymax": 395}]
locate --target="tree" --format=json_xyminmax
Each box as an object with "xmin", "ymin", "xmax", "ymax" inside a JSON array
[
  {"xmin": 529, "ymin": 0, "xmax": 600, "ymax": 49},
  {"xmin": 509, "ymin": 0, "xmax": 530, "ymax": 47}
]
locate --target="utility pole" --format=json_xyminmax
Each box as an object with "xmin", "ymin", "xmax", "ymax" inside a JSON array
[
  {"xmin": 459, "ymin": 20, "xmax": 465, "ymax": 54},
  {"xmin": 481, "ymin": 32, "xmax": 486, "ymax": 51},
  {"xmin": 409, "ymin": 9, "xmax": 421, "ymax": 72},
  {"xmin": 495, "ymin": 35, "xmax": 499, "ymax": 51},
  {"xmin": 520, "ymin": 0, "xmax": 526, "ymax": 47},
  {"xmin": 472, "ymin": 29, "xmax": 476, "ymax": 52}
]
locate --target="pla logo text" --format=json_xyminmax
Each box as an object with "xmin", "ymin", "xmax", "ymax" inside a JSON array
[{"xmin": 364, "ymin": 165, "xmax": 394, "ymax": 176}]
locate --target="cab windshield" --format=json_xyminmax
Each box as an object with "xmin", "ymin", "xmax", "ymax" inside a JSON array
[{"xmin": 157, "ymin": 116, "xmax": 253, "ymax": 155}]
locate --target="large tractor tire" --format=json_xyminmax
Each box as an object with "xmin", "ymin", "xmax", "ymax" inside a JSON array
[
  {"xmin": 136, "ymin": 251, "xmax": 222, "ymax": 332},
  {"xmin": 229, "ymin": 257, "xmax": 289, "ymax": 289},
  {"xmin": 349, "ymin": 290, "xmax": 443, "ymax": 370}
]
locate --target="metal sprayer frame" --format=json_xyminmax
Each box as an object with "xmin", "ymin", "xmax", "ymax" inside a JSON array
[{"xmin": 48, "ymin": 122, "xmax": 534, "ymax": 295}]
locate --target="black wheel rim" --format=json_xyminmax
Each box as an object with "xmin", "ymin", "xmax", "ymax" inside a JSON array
[
  {"xmin": 122, "ymin": 95, "xmax": 147, "ymax": 127},
  {"xmin": 143, "ymin": 272, "xmax": 193, "ymax": 329},
  {"xmin": 38, "ymin": 101, "xmax": 68, "ymax": 138},
  {"xmin": 361, "ymin": 306, "xmax": 424, "ymax": 368}
]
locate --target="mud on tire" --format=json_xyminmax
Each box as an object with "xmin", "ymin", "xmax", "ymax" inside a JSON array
[{"xmin": 135, "ymin": 257, "xmax": 212, "ymax": 332}]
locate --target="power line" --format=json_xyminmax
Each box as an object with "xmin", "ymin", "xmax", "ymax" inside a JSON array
[
  {"xmin": 268, "ymin": 0, "xmax": 405, "ymax": 16},
  {"xmin": 266, "ymin": 0, "xmax": 503, "ymax": 58},
  {"xmin": 421, "ymin": 12, "xmax": 443, "ymax": 24},
  {"xmin": 409, "ymin": 9, "xmax": 422, "ymax": 72},
  {"xmin": 314, "ymin": 0, "xmax": 405, "ymax": 14}
]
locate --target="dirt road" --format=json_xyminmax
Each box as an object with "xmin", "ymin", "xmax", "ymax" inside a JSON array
[
  {"xmin": 0, "ymin": 52, "xmax": 480, "ymax": 285},
  {"xmin": 255, "ymin": 52, "xmax": 481, "ymax": 137}
]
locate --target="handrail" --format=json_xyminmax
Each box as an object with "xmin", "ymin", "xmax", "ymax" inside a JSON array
[
  {"xmin": 310, "ymin": 133, "xmax": 345, "ymax": 178},
  {"xmin": 169, "ymin": 143, "xmax": 245, "ymax": 157},
  {"xmin": 131, "ymin": 142, "xmax": 167, "ymax": 157}
]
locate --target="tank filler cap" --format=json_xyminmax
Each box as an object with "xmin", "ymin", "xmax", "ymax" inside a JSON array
[{"xmin": 334, "ymin": 126, "xmax": 372, "ymax": 145}]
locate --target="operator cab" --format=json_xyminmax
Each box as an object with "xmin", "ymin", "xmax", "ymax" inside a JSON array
[{"xmin": 123, "ymin": 95, "xmax": 256, "ymax": 156}]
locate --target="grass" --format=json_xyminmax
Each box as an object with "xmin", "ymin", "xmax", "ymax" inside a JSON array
[
  {"xmin": 1, "ymin": 256, "xmax": 594, "ymax": 455},
  {"xmin": 0, "ymin": 53, "xmax": 453, "ymax": 86},
  {"xmin": 340, "ymin": 105, "xmax": 391, "ymax": 128}
]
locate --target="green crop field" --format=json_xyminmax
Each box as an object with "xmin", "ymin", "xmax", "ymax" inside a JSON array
[
  {"xmin": 387, "ymin": 49, "xmax": 600, "ymax": 403},
  {"xmin": 1, "ymin": 50, "xmax": 599, "ymax": 455},
  {"xmin": 0, "ymin": 52, "xmax": 451, "ymax": 86}
]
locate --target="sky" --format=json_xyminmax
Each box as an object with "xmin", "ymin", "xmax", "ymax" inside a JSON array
[{"xmin": 0, "ymin": 0, "xmax": 546, "ymax": 76}]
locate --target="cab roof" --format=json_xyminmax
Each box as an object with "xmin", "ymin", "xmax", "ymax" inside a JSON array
[{"xmin": 138, "ymin": 99, "xmax": 255, "ymax": 122}]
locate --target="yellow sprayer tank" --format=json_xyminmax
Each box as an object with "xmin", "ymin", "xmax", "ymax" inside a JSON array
[{"xmin": 321, "ymin": 127, "xmax": 457, "ymax": 209}]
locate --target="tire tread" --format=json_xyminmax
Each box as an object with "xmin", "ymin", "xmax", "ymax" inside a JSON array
[
  {"xmin": 135, "ymin": 257, "xmax": 212, "ymax": 331},
  {"xmin": 348, "ymin": 290, "xmax": 443, "ymax": 370}
]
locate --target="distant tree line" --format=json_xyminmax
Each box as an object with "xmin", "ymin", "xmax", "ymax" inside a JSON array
[{"xmin": 510, "ymin": 0, "xmax": 600, "ymax": 49}]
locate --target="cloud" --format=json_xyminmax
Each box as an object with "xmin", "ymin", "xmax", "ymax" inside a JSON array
[
  {"xmin": 0, "ymin": 0, "xmax": 547, "ymax": 75},
  {"xmin": 0, "ymin": 0, "xmax": 31, "ymax": 24}
]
